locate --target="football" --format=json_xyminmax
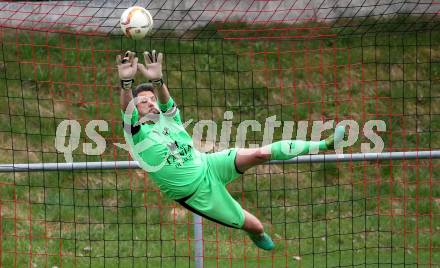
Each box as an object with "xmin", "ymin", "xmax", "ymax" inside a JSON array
[{"xmin": 120, "ymin": 6, "xmax": 153, "ymax": 40}]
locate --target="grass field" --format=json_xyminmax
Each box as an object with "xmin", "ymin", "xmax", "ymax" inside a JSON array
[{"xmin": 0, "ymin": 17, "xmax": 439, "ymax": 267}]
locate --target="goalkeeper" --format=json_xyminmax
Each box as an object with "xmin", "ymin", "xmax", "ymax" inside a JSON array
[{"xmin": 118, "ymin": 50, "xmax": 346, "ymax": 251}]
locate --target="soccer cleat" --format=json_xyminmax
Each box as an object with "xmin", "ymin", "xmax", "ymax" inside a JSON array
[
  {"xmin": 325, "ymin": 126, "xmax": 346, "ymax": 150},
  {"xmin": 247, "ymin": 232, "xmax": 275, "ymax": 251}
]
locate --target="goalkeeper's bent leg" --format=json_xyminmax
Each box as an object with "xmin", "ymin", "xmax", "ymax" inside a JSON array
[{"xmin": 242, "ymin": 209, "xmax": 275, "ymax": 251}]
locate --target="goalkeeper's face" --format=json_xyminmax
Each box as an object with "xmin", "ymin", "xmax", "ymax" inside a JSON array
[{"xmin": 136, "ymin": 90, "xmax": 160, "ymax": 117}]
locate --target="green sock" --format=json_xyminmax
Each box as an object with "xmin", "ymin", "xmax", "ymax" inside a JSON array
[
  {"xmin": 270, "ymin": 140, "xmax": 328, "ymax": 161},
  {"xmin": 247, "ymin": 232, "xmax": 263, "ymax": 240},
  {"xmin": 325, "ymin": 126, "xmax": 346, "ymax": 150}
]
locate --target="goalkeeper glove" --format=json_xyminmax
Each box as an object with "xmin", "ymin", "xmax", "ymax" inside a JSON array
[
  {"xmin": 137, "ymin": 50, "xmax": 164, "ymax": 87},
  {"xmin": 116, "ymin": 51, "xmax": 138, "ymax": 90}
]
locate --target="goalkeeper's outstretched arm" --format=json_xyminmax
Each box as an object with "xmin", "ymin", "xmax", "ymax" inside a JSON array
[
  {"xmin": 137, "ymin": 50, "xmax": 170, "ymax": 106},
  {"xmin": 116, "ymin": 51, "xmax": 138, "ymax": 111},
  {"xmin": 117, "ymin": 50, "xmax": 171, "ymax": 113},
  {"xmin": 152, "ymin": 81, "xmax": 170, "ymax": 106},
  {"xmin": 120, "ymin": 87, "xmax": 134, "ymax": 112}
]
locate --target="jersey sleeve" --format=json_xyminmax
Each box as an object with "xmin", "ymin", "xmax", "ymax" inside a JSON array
[
  {"xmin": 158, "ymin": 97, "xmax": 182, "ymax": 125},
  {"xmin": 121, "ymin": 106, "xmax": 145, "ymax": 140}
]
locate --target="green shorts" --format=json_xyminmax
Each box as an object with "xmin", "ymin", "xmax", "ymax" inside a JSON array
[{"xmin": 175, "ymin": 148, "xmax": 245, "ymax": 229}]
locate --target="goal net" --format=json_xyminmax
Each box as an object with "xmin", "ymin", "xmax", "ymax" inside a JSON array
[{"xmin": 0, "ymin": 1, "xmax": 439, "ymax": 267}]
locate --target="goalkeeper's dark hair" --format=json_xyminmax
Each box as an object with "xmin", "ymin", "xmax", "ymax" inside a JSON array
[{"xmin": 132, "ymin": 83, "xmax": 155, "ymax": 97}]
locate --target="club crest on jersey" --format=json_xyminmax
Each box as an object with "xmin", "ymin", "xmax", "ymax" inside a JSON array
[{"xmin": 165, "ymin": 141, "xmax": 193, "ymax": 167}]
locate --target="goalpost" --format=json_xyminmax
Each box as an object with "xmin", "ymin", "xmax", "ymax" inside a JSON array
[{"xmin": 0, "ymin": 1, "xmax": 439, "ymax": 267}]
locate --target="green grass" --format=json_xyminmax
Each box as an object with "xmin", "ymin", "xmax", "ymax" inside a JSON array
[{"xmin": 1, "ymin": 16, "xmax": 440, "ymax": 267}]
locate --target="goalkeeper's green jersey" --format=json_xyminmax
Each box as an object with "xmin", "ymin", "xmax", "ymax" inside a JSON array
[{"xmin": 121, "ymin": 97, "xmax": 205, "ymax": 199}]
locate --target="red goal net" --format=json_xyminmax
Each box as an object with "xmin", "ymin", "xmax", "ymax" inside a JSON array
[{"xmin": 0, "ymin": 1, "xmax": 439, "ymax": 267}]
